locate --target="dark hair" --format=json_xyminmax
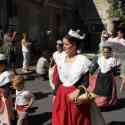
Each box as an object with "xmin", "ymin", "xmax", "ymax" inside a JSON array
[
  {"xmin": 64, "ymin": 34, "xmax": 82, "ymax": 49},
  {"xmin": 7, "ymin": 29, "xmax": 13, "ymax": 33},
  {"xmin": 102, "ymin": 46, "xmax": 112, "ymax": 51},
  {"xmin": 42, "ymin": 50, "xmax": 50, "ymax": 59}
]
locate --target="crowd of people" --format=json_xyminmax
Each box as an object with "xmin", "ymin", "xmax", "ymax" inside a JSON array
[
  {"xmin": 0, "ymin": 28, "xmax": 34, "ymax": 125},
  {"xmin": 49, "ymin": 28, "xmax": 125, "ymax": 125},
  {"xmin": 0, "ymin": 26, "xmax": 125, "ymax": 125}
]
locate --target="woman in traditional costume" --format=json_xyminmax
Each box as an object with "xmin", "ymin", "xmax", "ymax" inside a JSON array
[
  {"xmin": 90, "ymin": 46, "xmax": 120, "ymax": 107},
  {"xmin": 49, "ymin": 40, "xmax": 64, "ymax": 90},
  {"xmin": 0, "ymin": 53, "xmax": 13, "ymax": 125},
  {"xmin": 52, "ymin": 29, "xmax": 93, "ymax": 125}
]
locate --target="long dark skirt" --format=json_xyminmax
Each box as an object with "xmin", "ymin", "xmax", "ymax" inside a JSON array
[{"xmin": 94, "ymin": 72, "xmax": 117, "ymax": 107}]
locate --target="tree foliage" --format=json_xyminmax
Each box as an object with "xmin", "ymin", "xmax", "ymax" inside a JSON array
[{"xmin": 109, "ymin": 0, "xmax": 125, "ymax": 26}]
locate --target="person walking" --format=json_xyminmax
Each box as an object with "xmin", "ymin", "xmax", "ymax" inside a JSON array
[
  {"xmin": 51, "ymin": 29, "xmax": 93, "ymax": 125},
  {"xmin": 90, "ymin": 45, "xmax": 120, "ymax": 107}
]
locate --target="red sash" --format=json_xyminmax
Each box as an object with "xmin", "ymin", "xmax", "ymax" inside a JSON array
[
  {"xmin": 52, "ymin": 65, "xmax": 59, "ymax": 85},
  {"xmin": 16, "ymin": 105, "xmax": 28, "ymax": 112},
  {"xmin": 0, "ymin": 88, "xmax": 8, "ymax": 113}
]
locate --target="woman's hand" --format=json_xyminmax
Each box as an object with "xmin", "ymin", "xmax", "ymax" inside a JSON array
[
  {"xmin": 74, "ymin": 93, "xmax": 89, "ymax": 105},
  {"xmin": 68, "ymin": 89, "xmax": 80, "ymax": 102}
]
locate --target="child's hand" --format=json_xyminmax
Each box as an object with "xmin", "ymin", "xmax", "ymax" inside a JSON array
[
  {"xmin": 23, "ymin": 105, "xmax": 30, "ymax": 110},
  {"xmin": 24, "ymin": 100, "xmax": 33, "ymax": 110}
]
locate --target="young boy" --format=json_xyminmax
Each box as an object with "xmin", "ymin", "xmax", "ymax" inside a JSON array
[{"xmin": 12, "ymin": 75, "xmax": 34, "ymax": 125}]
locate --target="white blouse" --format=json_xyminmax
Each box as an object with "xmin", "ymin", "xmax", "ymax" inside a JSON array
[
  {"xmin": 21, "ymin": 39, "xmax": 30, "ymax": 52},
  {"xmin": 53, "ymin": 51, "xmax": 66, "ymax": 64},
  {"xmin": 0, "ymin": 71, "xmax": 12, "ymax": 87},
  {"xmin": 15, "ymin": 90, "xmax": 34, "ymax": 106},
  {"xmin": 98, "ymin": 56, "xmax": 120, "ymax": 73},
  {"xmin": 57, "ymin": 54, "xmax": 91, "ymax": 87}
]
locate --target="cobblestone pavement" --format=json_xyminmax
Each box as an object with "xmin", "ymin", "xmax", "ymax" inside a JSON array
[{"xmin": 18, "ymin": 70, "xmax": 125, "ymax": 125}]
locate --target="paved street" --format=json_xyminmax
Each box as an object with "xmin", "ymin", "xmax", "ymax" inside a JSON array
[
  {"xmin": 22, "ymin": 72, "xmax": 125, "ymax": 125},
  {"xmin": 22, "ymin": 72, "xmax": 52, "ymax": 125}
]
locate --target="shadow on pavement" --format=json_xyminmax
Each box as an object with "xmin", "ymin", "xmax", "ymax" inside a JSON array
[
  {"xmin": 23, "ymin": 73, "xmax": 49, "ymax": 81},
  {"xmin": 23, "ymin": 74, "xmax": 36, "ymax": 81},
  {"xmin": 108, "ymin": 121, "xmax": 125, "ymax": 125},
  {"xmin": 29, "ymin": 112, "xmax": 51, "ymax": 125},
  {"xmin": 33, "ymin": 91, "xmax": 51, "ymax": 100},
  {"xmin": 18, "ymin": 70, "xmax": 35, "ymax": 75},
  {"xmin": 29, "ymin": 106, "xmax": 38, "ymax": 113},
  {"xmin": 101, "ymin": 98, "xmax": 125, "ymax": 112}
]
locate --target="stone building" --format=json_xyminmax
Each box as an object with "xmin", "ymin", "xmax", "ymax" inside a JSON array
[
  {"xmin": 0, "ymin": 0, "xmax": 9, "ymax": 31},
  {"xmin": 93, "ymin": 0, "xmax": 113, "ymax": 32},
  {"xmin": 0, "ymin": 0, "xmax": 115, "ymax": 52}
]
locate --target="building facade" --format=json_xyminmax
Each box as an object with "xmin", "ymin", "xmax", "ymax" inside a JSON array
[{"xmin": 0, "ymin": 0, "xmax": 116, "ymax": 52}]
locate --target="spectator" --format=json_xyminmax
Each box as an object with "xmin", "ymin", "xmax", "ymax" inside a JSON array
[
  {"xmin": 0, "ymin": 26, "xmax": 4, "ymax": 41},
  {"xmin": 52, "ymin": 40, "xmax": 63, "ymax": 64},
  {"xmin": 3, "ymin": 30, "xmax": 17, "ymax": 74},
  {"xmin": 36, "ymin": 50, "xmax": 50, "ymax": 80},
  {"xmin": 49, "ymin": 40, "xmax": 64, "ymax": 90},
  {"xmin": 21, "ymin": 33, "xmax": 31, "ymax": 73},
  {"xmin": 99, "ymin": 30, "xmax": 110, "ymax": 50}
]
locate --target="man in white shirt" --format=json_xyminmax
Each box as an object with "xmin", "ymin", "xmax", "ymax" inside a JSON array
[{"xmin": 36, "ymin": 50, "xmax": 50, "ymax": 80}]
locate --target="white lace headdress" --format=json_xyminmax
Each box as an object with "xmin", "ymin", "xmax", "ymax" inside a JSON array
[{"xmin": 68, "ymin": 29, "xmax": 86, "ymax": 40}]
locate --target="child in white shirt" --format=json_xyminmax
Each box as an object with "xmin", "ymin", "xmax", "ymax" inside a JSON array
[{"xmin": 12, "ymin": 75, "xmax": 34, "ymax": 125}]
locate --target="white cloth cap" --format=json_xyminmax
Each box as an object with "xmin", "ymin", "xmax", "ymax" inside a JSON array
[{"xmin": 68, "ymin": 29, "xmax": 86, "ymax": 40}]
